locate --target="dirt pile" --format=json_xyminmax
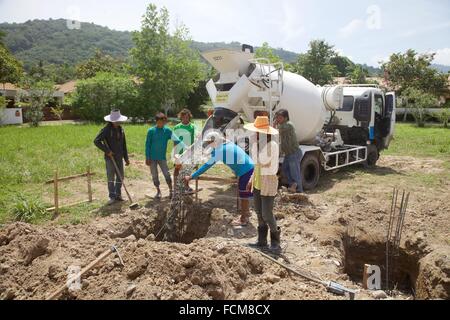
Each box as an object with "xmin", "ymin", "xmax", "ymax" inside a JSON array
[
  {"xmin": 0, "ymin": 207, "xmax": 337, "ymax": 300},
  {"xmin": 1, "ymin": 155, "xmax": 448, "ymax": 300}
]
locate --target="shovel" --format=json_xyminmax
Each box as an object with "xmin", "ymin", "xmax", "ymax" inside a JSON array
[{"xmin": 104, "ymin": 141, "xmax": 139, "ymax": 210}]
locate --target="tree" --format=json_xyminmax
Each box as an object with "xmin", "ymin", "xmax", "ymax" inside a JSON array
[
  {"xmin": 330, "ymin": 55, "xmax": 355, "ymax": 77},
  {"xmin": 71, "ymin": 72, "xmax": 139, "ymax": 122},
  {"xmin": 50, "ymin": 106, "xmax": 65, "ymax": 121},
  {"xmin": 43, "ymin": 63, "xmax": 77, "ymax": 84},
  {"xmin": 436, "ymin": 108, "xmax": 450, "ymax": 128},
  {"xmin": 76, "ymin": 49, "xmax": 126, "ymax": 79},
  {"xmin": 293, "ymin": 40, "xmax": 338, "ymax": 85},
  {"xmin": 130, "ymin": 4, "xmax": 205, "ymax": 118},
  {"xmin": 18, "ymin": 78, "xmax": 55, "ymax": 127},
  {"xmin": 350, "ymin": 65, "xmax": 369, "ymax": 84},
  {"xmin": 402, "ymin": 87, "xmax": 438, "ymax": 127},
  {"xmin": 255, "ymin": 42, "xmax": 282, "ymax": 64},
  {"xmin": 382, "ymin": 50, "xmax": 448, "ymax": 96},
  {"xmin": 0, "ymin": 40, "xmax": 23, "ymax": 88}
]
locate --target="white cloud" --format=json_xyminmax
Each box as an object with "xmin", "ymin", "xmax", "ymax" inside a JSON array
[
  {"xmin": 335, "ymin": 48, "xmax": 353, "ymax": 61},
  {"xmin": 338, "ymin": 19, "xmax": 364, "ymax": 38},
  {"xmin": 399, "ymin": 21, "xmax": 450, "ymax": 38},
  {"xmin": 370, "ymin": 54, "xmax": 389, "ymax": 67},
  {"xmin": 432, "ymin": 48, "xmax": 450, "ymax": 66}
]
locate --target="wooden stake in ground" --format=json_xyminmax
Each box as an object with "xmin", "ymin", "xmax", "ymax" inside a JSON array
[
  {"xmin": 87, "ymin": 165, "xmax": 93, "ymax": 202},
  {"xmin": 363, "ymin": 264, "xmax": 370, "ymax": 289},
  {"xmin": 46, "ymin": 246, "xmax": 120, "ymax": 300},
  {"xmin": 53, "ymin": 170, "xmax": 59, "ymax": 214}
]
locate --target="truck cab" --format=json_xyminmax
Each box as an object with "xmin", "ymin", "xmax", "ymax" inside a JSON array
[{"xmin": 328, "ymin": 86, "xmax": 396, "ymax": 166}]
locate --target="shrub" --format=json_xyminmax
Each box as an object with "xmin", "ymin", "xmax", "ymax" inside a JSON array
[
  {"xmin": 437, "ymin": 108, "xmax": 450, "ymax": 128},
  {"xmin": 71, "ymin": 72, "xmax": 140, "ymax": 122},
  {"xmin": 10, "ymin": 194, "xmax": 48, "ymax": 223}
]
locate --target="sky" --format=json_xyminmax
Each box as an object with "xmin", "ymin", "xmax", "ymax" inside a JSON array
[{"xmin": 0, "ymin": 0, "xmax": 449, "ymax": 67}]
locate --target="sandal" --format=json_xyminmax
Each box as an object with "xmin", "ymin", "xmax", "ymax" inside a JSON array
[{"xmin": 231, "ymin": 216, "xmax": 249, "ymax": 227}]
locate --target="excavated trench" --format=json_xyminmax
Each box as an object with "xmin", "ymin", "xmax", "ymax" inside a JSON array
[
  {"xmin": 151, "ymin": 199, "xmax": 213, "ymax": 244},
  {"xmin": 342, "ymin": 233, "xmax": 420, "ymax": 296}
]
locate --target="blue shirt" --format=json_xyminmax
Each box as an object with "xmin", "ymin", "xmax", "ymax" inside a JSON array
[
  {"xmin": 145, "ymin": 126, "xmax": 184, "ymax": 161},
  {"xmin": 191, "ymin": 142, "xmax": 254, "ymax": 179}
]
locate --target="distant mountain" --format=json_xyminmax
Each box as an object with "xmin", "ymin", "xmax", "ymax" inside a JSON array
[
  {"xmin": 0, "ymin": 19, "xmax": 301, "ymax": 70},
  {"xmin": 431, "ymin": 64, "xmax": 450, "ymax": 74},
  {"xmin": 0, "ymin": 19, "xmax": 134, "ymax": 69},
  {"xmin": 0, "ymin": 18, "xmax": 394, "ymax": 77}
]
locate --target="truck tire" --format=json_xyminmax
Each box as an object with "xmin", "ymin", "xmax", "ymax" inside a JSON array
[
  {"xmin": 301, "ymin": 153, "xmax": 320, "ymax": 191},
  {"xmin": 366, "ymin": 145, "xmax": 379, "ymax": 167}
]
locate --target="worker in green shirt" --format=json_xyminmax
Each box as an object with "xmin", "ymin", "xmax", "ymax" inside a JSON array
[
  {"xmin": 145, "ymin": 112, "xmax": 185, "ymax": 199},
  {"xmin": 173, "ymin": 108, "xmax": 197, "ymax": 182}
]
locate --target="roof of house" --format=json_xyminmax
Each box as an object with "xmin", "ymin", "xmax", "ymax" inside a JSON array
[
  {"xmin": 55, "ymin": 80, "xmax": 77, "ymax": 94},
  {"xmin": 0, "ymin": 83, "xmax": 19, "ymax": 91}
]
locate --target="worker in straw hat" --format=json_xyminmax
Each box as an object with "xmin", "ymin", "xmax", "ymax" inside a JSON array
[
  {"xmin": 94, "ymin": 110, "xmax": 130, "ymax": 206},
  {"xmin": 244, "ymin": 116, "xmax": 282, "ymax": 253}
]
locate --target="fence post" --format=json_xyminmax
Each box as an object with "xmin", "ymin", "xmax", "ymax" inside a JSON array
[
  {"xmin": 54, "ymin": 170, "xmax": 59, "ymax": 214},
  {"xmin": 87, "ymin": 165, "xmax": 93, "ymax": 202}
]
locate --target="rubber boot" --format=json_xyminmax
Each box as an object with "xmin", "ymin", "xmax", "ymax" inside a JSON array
[
  {"xmin": 270, "ymin": 227, "xmax": 282, "ymax": 254},
  {"xmin": 249, "ymin": 225, "xmax": 268, "ymax": 249}
]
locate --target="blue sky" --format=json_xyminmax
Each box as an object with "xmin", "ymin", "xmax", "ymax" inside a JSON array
[{"xmin": 0, "ymin": 0, "xmax": 449, "ymax": 67}]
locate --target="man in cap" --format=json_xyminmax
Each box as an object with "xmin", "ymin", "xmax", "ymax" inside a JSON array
[{"xmin": 94, "ymin": 110, "xmax": 130, "ymax": 205}]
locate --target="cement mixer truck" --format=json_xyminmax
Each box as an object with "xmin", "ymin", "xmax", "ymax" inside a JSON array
[{"xmin": 198, "ymin": 45, "xmax": 396, "ymax": 190}]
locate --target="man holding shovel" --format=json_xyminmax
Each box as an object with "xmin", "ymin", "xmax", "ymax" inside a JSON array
[{"xmin": 94, "ymin": 110, "xmax": 130, "ymax": 205}]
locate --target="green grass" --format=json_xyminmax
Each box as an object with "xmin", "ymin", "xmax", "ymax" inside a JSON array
[
  {"xmin": 0, "ymin": 121, "xmax": 448, "ymax": 225},
  {"xmin": 0, "ymin": 120, "xmax": 221, "ymax": 224},
  {"xmin": 385, "ymin": 123, "xmax": 450, "ymax": 159}
]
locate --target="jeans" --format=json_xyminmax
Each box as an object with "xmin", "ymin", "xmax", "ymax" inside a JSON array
[
  {"xmin": 282, "ymin": 149, "xmax": 304, "ymax": 192},
  {"xmin": 150, "ymin": 160, "xmax": 172, "ymax": 188},
  {"xmin": 253, "ymin": 189, "xmax": 278, "ymax": 232},
  {"xmin": 105, "ymin": 157, "xmax": 124, "ymax": 200}
]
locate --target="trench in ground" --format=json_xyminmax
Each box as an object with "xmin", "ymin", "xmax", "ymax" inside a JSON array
[
  {"xmin": 152, "ymin": 200, "xmax": 213, "ymax": 244},
  {"xmin": 342, "ymin": 233, "xmax": 420, "ymax": 296}
]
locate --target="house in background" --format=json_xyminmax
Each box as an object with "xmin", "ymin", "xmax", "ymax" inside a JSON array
[
  {"xmin": 0, "ymin": 82, "xmax": 67, "ymax": 125},
  {"xmin": 55, "ymin": 80, "xmax": 77, "ymax": 102},
  {"xmin": 0, "ymin": 83, "xmax": 23, "ymax": 125}
]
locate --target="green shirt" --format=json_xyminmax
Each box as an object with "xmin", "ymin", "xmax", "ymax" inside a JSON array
[
  {"xmin": 145, "ymin": 126, "xmax": 183, "ymax": 161},
  {"xmin": 174, "ymin": 122, "xmax": 196, "ymax": 154},
  {"xmin": 279, "ymin": 121, "xmax": 299, "ymax": 156}
]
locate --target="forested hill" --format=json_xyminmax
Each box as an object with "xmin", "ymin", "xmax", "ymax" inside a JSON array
[
  {"xmin": 0, "ymin": 19, "xmax": 133, "ymax": 69},
  {"xmin": 0, "ymin": 19, "xmax": 301, "ymax": 69}
]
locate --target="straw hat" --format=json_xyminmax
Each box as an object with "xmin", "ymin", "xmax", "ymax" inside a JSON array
[
  {"xmin": 104, "ymin": 110, "xmax": 128, "ymax": 123},
  {"xmin": 244, "ymin": 116, "xmax": 279, "ymax": 135}
]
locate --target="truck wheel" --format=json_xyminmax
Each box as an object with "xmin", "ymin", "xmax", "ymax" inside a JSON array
[
  {"xmin": 301, "ymin": 153, "xmax": 320, "ymax": 191},
  {"xmin": 366, "ymin": 145, "xmax": 379, "ymax": 167}
]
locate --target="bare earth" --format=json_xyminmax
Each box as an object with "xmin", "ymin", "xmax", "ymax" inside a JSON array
[{"xmin": 0, "ymin": 155, "xmax": 449, "ymax": 300}]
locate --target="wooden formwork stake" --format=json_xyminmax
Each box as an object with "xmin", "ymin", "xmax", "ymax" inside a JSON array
[
  {"xmin": 362, "ymin": 264, "xmax": 370, "ymax": 289},
  {"xmin": 87, "ymin": 165, "xmax": 93, "ymax": 202},
  {"xmin": 195, "ymin": 178, "xmax": 199, "ymax": 204},
  {"xmin": 54, "ymin": 170, "xmax": 59, "ymax": 214}
]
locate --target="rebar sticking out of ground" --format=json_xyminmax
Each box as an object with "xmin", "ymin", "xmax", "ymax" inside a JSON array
[{"xmin": 385, "ymin": 188, "xmax": 410, "ymax": 292}]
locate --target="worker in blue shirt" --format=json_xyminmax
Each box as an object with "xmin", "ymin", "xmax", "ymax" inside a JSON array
[
  {"xmin": 184, "ymin": 132, "xmax": 254, "ymax": 227},
  {"xmin": 146, "ymin": 112, "xmax": 185, "ymax": 199}
]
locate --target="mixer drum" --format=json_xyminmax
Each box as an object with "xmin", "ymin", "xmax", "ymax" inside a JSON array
[{"xmin": 276, "ymin": 71, "xmax": 327, "ymax": 144}]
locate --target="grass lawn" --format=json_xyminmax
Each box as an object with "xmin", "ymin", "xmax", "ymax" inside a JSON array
[
  {"xmin": 0, "ymin": 121, "xmax": 448, "ymax": 224},
  {"xmin": 384, "ymin": 123, "xmax": 450, "ymax": 159}
]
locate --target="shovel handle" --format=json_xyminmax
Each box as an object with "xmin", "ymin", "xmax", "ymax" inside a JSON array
[{"xmin": 104, "ymin": 141, "xmax": 133, "ymax": 203}]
